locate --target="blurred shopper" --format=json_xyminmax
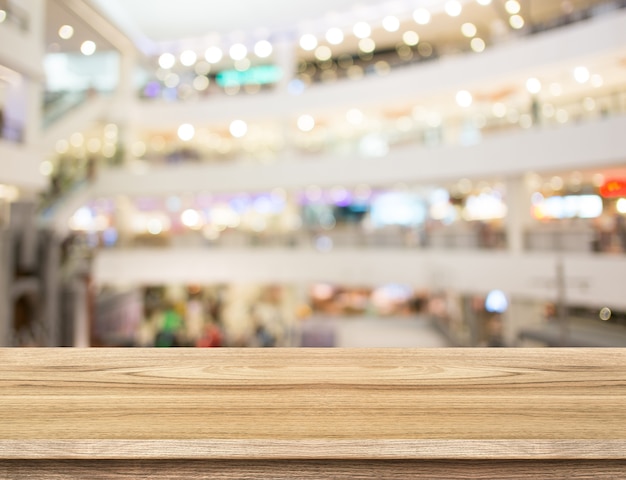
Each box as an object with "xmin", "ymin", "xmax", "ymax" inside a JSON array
[
  {"xmin": 594, "ymin": 211, "xmax": 616, "ymax": 252},
  {"xmin": 155, "ymin": 303, "xmax": 183, "ymax": 347},
  {"xmin": 86, "ymin": 156, "xmax": 97, "ymax": 182},
  {"xmin": 196, "ymin": 320, "xmax": 223, "ymax": 347},
  {"xmin": 615, "ymin": 211, "xmax": 626, "ymax": 252},
  {"xmin": 485, "ymin": 314, "xmax": 506, "ymax": 347},
  {"xmin": 136, "ymin": 309, "xmax": 162, "ymax": 347}
]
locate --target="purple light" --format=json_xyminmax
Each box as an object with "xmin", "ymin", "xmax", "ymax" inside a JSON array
[
  {"xmin": 143, "ymin": 81, "xmax": 161, "ymax": 98},
  {"xmin": 334, "ymin": 191, "xmax": 352, "ymax": 207}
]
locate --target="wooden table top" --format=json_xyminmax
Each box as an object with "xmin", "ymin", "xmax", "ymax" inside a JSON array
[{"xmin": 1, "ymin": 348, "xmax": 625, "ymax": 460}]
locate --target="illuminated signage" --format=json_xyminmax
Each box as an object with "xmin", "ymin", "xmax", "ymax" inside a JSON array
[
  {"xmin": 600, "ymin": 179, "xmax": 626, "ymax": 198},
  {"xmin": 216, "ymin": 65, "xmax": 282, "ymax": 87},
  {"xmin": 531, "ymin": 194, "xmax": 603, "ymax": 219}
]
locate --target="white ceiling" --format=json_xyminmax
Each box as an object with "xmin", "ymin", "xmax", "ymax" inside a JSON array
[
  {"xmin": 89, "ymin": 0, "xmax": 445, "ymax": 49},
  {"xmin": 85, "ymin": 0, "xmax": 609, "ymax": 57}
]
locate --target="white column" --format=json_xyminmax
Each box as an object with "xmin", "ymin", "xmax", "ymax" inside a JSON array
[
  {"xmin": 505, "ymin": 176, "xmax": 533, "ymax": 254},
  {"xmin": 21, "ymin": 79, "xmax": 42, "ymax": 146},
  {"xmin": 22, "ymin": 0, "xmax": 45, "ymax": 146},
  {"xmin": 272, "ymin": 39, "xmax": 297, "ymax": 162},
  {"xmin": 273, "ymin": 38, "xmax": 296, "ymax": 92},
  {"xmin": 111, "ymin": 51, "xmax": 138, "ymax": 166}
]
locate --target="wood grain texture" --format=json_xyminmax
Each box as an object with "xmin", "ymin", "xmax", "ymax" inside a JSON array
[
  {"xmin": 1, "ymin": 348, "xmax": 625, "ymax": 460},
  {"xmin": 2, "ymin": 460, "xmax": 626, "ymax": 480}
]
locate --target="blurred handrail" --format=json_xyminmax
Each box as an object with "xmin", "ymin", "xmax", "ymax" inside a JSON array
[{"xmin": 42, "ymin": 90, "xmax": 89, "ymax": 129}]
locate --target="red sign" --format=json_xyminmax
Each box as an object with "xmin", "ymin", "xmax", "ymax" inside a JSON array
[{"xmin": 599, "ymin": 179, "xmax": 626, "ymax": 198}]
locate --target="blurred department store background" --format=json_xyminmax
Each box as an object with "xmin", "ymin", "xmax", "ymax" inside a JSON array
[{"xmin": 2, "ymin": 0, "xmax": 626, "ymax": 348}]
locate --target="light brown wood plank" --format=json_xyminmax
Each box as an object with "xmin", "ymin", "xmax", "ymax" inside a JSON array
[
  {"xmin": 1, "ymin": 439, "xmax": 626, "ymax": 460},
  {"xmin": 2, "ymin": 460, "xmax": 626, "ymax": 479},
  {"xmin": 1, "ymin": 348, "xmax": 625, "ymax": 460}
]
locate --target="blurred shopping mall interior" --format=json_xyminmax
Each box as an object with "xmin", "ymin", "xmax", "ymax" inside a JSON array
[{"xmin": 1, "ymin": 0, "xmax": 626, "ymax": 348}]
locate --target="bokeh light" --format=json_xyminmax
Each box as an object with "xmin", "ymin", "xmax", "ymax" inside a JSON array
[
  {"xmin": 80, "ymin": 40, "xmax": 96, "ymax": 56},
  {"xmin": 204, "ymin": 46, "xmax": 223, "ymax": 63},
  {"xmin": 177, "ymin": 123, "xmax": 195, "ymax": 141},
  {"xmin": 326, "ymin": 28, "xmax": 344, "ymax": 45},
  {"xmin": 445, "ymin": 1, "xmax": 462, "ymax": 17},
  {"xmin": 413, "ymin": 8, "xmax": 431, "ymax": 25},
  {"xmin": 229, "ymin": 119, "xmax": 248, "ymax": 138},
  {"xmin": 159, "ymin": 53, "xmax": 176, "ymax": 69},
  {"xmin": 58, "ymin": 25, "xmax": 74, "ymax": 39}
]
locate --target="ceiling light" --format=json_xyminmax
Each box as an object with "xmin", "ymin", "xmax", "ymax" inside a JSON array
[
  {"xmin": 590, "ymin": 74, "xmax": 603, "ymax": 87},
  {"xmin": 382, "ymin": 16, "xmax": 400, "ymax": 32},
  {"xmin": 353, "ymin": 22, "xmax": 371, "ymax": 39},
  {"xmin": 70, "ymin": 132, "xmax": 83, "ymax": 147},
  {"xmin": 549, "ymin": 83, "xmax": 562, "ymax": 96},
  {"xmin": 470, "ymin": 37, "xmax": 485, "ymax": 52},
  {"xmin": 254, "ymin": 40, "xmax": 272, "ymax": 58},
  {"xmin": 505, "ymin": 0, "xmax": 521, "ymax": 14},
  {"xmin": 461, "ymin": 23, "xmax": 477, "ymax": 37},
  {"xmin": 314, "ymin": 45, "xmax": 332, "ymax": 61},
  {"xmin": 180, "ymin": 50, "xmax": 197, "ymax": 66},
  {"xmin": 193, "ymin": 75, "xmax": 209, "ymax": 91},
  {"xmin": 550, "ymin": 176, "xmax": 564, "ymax": 190},
  {"xmin": 102, "ymin": 143, "xmax": 116, "ymax": 158},
  {"xmin": 229, "ymin": 119, "xmax": 247, "ymax": 138},
  {"xmin": 39, "ymin": 161, "xmax": 53, "ymax": 176},
  {"xmin": 158, "ymin": 52, "xmax": 175, "ymax": 69},
  {"xmin": 492, "ymin": 102, "xmax": 506, "ymax": 118},
  {"xmin": 299, "ymin": 34, "xmax": 318, "ymax": 51},
  {"xmin": 413, "ymin": 8, "xmax": 431, "ymax": 25},
  {"xmin": 509, "ymin": 15, "xmax": 524, "ymax": 29},
  {"xmin": 358, "ymin": 38, "xmax": 375, "ymax": 53},
  {"xmin": 177, "ymin": 123, "xmax": 195, "ymax": 141},
  {"xmin": 592, "ymin": 173, "xmax": 604, "ymax": 187},
  {"xmin": 104, "ymin": 123, "xmax": 118, "ymax": 139},
  {"xmin": 181, "ymin": 209, "xmax": 202, "ymax": 229},
  {"xmin": 326, "ymin": 28, "xmax": 344, "ymax": 45},
  {"xmin": 204, "ymin": 46, "xmax": 223, "ymax": 64},
  {"xmin": 58, "ymin": 25, "xmax": 74, "ymax": 39},
  {"xmin": 456, "ymin": 90, "xmax": 473, "ymax": 107},
  {"xmin": 573, "ymin": 66, "xmax": 590, "ymax": 83},
  {"xmin": 477, "ymin": 0, "xmax": 492, "ymax": 5},
  {"xmin": 163, "ymin": 73, "xmax": 179, "ymax": 88},
  {"xmin": 229, "ymin": 43, "xmax": 247, "ymax": 60},
  {"xmin": 426, "ymin": 112, "xmax": 442, "ymax": 127},
  {"xmin": 80, "ymin": 40, "xmax": 96, "ymax": 56},
  {"xmin": 402, "ymin": 31, "xmax": 419, "ymax": 46},
  {"xmin": 87, "ymin": 138, "xmax": 101, "ymax": 153},
  {"xmin": 526, "ymin": 77, "xmax": 541, "ymax": 94},
  {"xmin": 55, "ymin": 139, "xmax": 69, "ymax": 154},
  {"xmin": 147, "ymin": 219, "xmax": 163, "ymax": 235},
  {"xmin": 297, "ymin": 114, "xmax": 315, "ymax": 132},
  {"xmin": 131, "ymin": 141, "xmax": 146, "ymax": 157},
  {"xmin": 445, "ymin": 1, "xmax": 462, "ymax": 17},
  {"xmin": 346, "ymin": 108, "xmax": 364, "ymax": 125},
  {"xmin": 0, "ymin": 10, "xmax": 6, "ymax": 23}
]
